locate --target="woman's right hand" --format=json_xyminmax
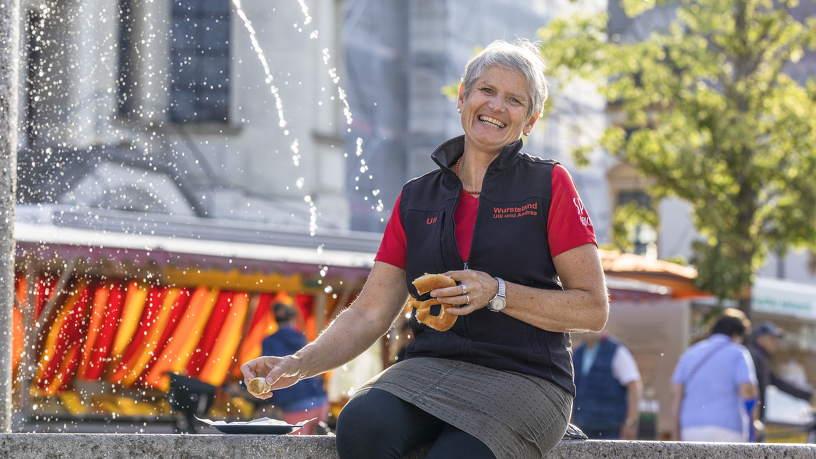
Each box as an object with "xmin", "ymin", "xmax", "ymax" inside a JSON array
[{"xmin": 241, "ymin": 355, "xmax": 303, "ymax": 400}]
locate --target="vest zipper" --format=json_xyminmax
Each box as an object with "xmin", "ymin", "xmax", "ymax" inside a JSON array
[
  {"xmin": 451, "ymin": 174, "xmax": 472, "ymax": 358},
  {"xmin": 462, "ymin": 171, "xmax": 490, "ymax": 363},
  {"xmin": 451, "ymin": 186, "xmax": 465, "ymax": 269},
  {"xmin": 469, "ymin": 173, "xmax": 485, "ymax": 267}
]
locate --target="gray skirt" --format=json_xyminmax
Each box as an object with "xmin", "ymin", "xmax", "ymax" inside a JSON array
[{"xmin": 353, "ymin": 357, "xmax": 572, "ymax": 459}]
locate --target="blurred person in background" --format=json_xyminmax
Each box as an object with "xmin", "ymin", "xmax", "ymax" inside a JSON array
[
  {"xmin": 242, "ymin": 38, "xmax": 609, "ymax": 459},
  {"xmin": 670, "ymin": 313, "xmax": 758, "ymax": 442},
  {"xmin": 261, "ymin": 302, "xmax": 329, "ymax": 435},
  {"xmin": 572, "ymin": 331, "xmax": 642, "ymax": 439},
  {"xmin": 746, "ymin": 321, "xmax": 816, "ymax": 437}
]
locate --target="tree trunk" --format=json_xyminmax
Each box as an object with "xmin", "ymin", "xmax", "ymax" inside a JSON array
[
  {"xmin": 736, "ymin": 246, "xmax": 755, "ymax": 319},
  {"xmin": 0, "ymin": 0, "xmax": 20, "ymax": 433},
  {"xmin": 738, "ymin": 295, "xmax": 752, "ymax": 319}
]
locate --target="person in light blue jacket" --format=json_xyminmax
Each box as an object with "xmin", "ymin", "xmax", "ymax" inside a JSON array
[{"xmin": 671, "ymin": 313, "xmax": 758, "ymax": 442}]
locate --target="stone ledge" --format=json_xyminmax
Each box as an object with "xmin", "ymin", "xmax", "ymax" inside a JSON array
[{"xmin": 0, "ymin": 434, "xmax": 814, "ymax": 458}]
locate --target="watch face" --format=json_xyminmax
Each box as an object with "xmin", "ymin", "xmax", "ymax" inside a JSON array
[{"xmin": 489, "ymin": 297, "xmax": 506, "ymax": 312}]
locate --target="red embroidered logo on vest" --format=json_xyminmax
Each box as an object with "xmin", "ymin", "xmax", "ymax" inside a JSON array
[
  {"xmin": 426, "ymin": 217, "xmax": 437, "ymax": 224},
  {"xmin": 492, "ymin": 202, "xmax": 538, "ymax": 219}
]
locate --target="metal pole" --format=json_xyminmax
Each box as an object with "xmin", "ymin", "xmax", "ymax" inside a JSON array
[{"xmin": 0, "ymin": 0, "xmax": 20, "ymax": 433}]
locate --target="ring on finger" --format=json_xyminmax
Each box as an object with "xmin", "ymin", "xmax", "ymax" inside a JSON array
[
  {"xmin": 465, "ymin": 294, "xmax": 470, "ymax": 305},
  {"xmin": 461, "ymin": 284, "xmax": 468, "ymax": 295}
]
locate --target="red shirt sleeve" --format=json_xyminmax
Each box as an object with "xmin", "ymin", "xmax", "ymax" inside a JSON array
[
  {"xmin": 548, "ymin": 164, "xmax": 598, "ymax": 257},
  {"xmin": 374, "ymin": 194, "xmax": 407, "ymax": 269}
]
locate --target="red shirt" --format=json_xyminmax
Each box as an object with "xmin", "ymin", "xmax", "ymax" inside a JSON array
[{"xmin": 375, "ymin": 164, "xmax": 596, "ymax": 268}]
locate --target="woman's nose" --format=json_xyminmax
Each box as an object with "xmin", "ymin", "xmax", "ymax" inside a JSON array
[{"xmin": 487, "ymin": 95, "xmax": 505, "ymax": 111}]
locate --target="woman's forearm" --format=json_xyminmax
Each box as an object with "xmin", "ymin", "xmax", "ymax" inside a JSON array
[
  {"xmin": 439, "ymin": 244, "xmax": 608, "ymax": 332},
  {"xmin": 291, "ymin": 261, "xmax": 409, "ymax": 380},
  {"xmin": 502, "ymin": 281, "xmax": 608, "ymax": 333},
  {"xmin": 292, "ymin": 305, "xmax": 395, "ymax": 380}
]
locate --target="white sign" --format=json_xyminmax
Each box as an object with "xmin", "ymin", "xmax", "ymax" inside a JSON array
[{"xmin": 752, "ymin": 277, "xmax": 816, "ymax": 320}]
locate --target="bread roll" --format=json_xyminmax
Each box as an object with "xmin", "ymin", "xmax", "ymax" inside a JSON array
[
  {"xmin": 404, "ymin": 296, "xmax": 421, "ymax": 313},
  {"xmin": 412, "ymin": 273, "xmax": 456, "ymax": 295},
  {"xmin": 248, "ymin": 377, "xmax": 272, "ymax": 396},
  {"xmin": 414, "ymin": 298, "xmax": 457, "ymax": 331}
]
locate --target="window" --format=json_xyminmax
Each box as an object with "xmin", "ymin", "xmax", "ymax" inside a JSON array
[
  {"xmin": 24, "ymin": 10, "xmax": 44, "ymax": 145},
  {"xmin": 169, "ymin": 0, "xmax": 230, "ymax": 123},
  {"xmin": 618, "ymin": 189, "xmax": 650, "ymax": 209},
  {"xmin": 608, "ymin": 164, "xmax": 658, "ymax": 259},
  {"xmin": 117, "ymin": 0, "xmax": 137, "ymax": 117},
  {"xmin": 617, "ymin": 189, "xmax": 657, "ymax": 258}
]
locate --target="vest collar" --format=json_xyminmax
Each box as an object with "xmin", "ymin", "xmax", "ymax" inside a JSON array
[{"xmin": 431, "ymin": 135, "xmax": 524, "ymax": 174}]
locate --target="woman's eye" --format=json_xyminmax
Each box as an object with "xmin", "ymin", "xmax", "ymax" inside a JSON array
[{"xmin": 481, "ymin": 87, "xmax": 493, "ymax": 95}]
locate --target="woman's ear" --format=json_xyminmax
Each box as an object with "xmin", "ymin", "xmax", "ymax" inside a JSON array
[
  {"xmin": 524, "ymin": 112, "xmax": 541, "ymax": 136},
  {"xmin": 457, "ymin": 83, "xmax": 465, "ymax": 111}
]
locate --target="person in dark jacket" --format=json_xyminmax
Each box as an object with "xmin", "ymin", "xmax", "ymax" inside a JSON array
[
  {"xmin": 572, "ymin": 332, "xmax": 642, "ymax": 439},
  {"xmin": 242, "ymin": 39, "xmax": 609, "ymax": 459},
  {"xmin": 746, "ymin": 321, "xmax": 815, "ymax": 422},
  {"xmin": 261, "ymin": 302, "xmax": 329, "ymax": 435}
]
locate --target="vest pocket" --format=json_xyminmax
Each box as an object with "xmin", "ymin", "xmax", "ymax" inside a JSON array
[{"xmin": 405, "ymin": 209, "xmax": 448, "ymax": 284}]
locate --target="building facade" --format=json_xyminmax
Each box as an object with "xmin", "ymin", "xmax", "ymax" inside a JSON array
[
  {"xmin": 343, "ymin": 0, "xmax": 610, "ymax": 237},
  {"xmin": 15, "ymin": 0, "xmax": 612, "ymax": 243},
  {"xmin": 17, "ymin": 0, "xmax": 349, "ymax": 230}
]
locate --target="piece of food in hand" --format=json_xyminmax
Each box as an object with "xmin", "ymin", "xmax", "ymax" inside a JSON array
[
  {"xmin": 415, "ymin": 298, "xmax": 457, "ymax": 331},
  {"xmin": 412, "ymin": 273, "xmax": 456, "ymax": 295},
  {"xmin": 404, "ymin": 296, "xmax": 421, "ymax": 313},
  {"xmin": 248, "ymin": 377, "xmax": 272, "ymax": 396}
]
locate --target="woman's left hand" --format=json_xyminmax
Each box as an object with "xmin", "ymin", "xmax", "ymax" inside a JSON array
[{"xmin": 429, "ymin": 269, "xmax": 499, "ymax": 316}]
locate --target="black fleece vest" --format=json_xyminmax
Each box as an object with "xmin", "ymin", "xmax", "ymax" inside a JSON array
[{"xmin": 400, "ymin": 135, "xmax": 575, "ymax": 396}]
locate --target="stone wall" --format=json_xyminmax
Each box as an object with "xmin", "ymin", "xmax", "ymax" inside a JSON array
[{"xmin": 0, "ymin": 434, "xmax": 814, "ymax": 458}]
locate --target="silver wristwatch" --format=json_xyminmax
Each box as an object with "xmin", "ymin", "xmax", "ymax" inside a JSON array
[{"xmin": 487, "ymin": 277, "xmax": 506, "ymax": 312}]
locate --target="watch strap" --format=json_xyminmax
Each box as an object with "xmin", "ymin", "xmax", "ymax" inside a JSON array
[
  {"xmin": 494, "ymin": 277, "xmax": 506, "ymax": 298},
  {"xmin": 487, "ymin": 278, "xmax": 506, "ymax": 312}
]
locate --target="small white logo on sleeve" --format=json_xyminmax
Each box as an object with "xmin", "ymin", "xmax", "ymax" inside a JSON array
[{"xmin": 573, "ymin": 197, "xmax": 593, "ymax": 227}]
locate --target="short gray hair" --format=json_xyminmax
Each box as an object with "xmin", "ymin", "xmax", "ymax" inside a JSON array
[{"xmin": 461, "ymin": 38, "xmax": 548, "ymax": 120}]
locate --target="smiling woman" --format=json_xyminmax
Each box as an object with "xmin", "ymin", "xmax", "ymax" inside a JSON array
[
  {"xmin": 456, "ymin": 67, "xmax": 538, "ymax": 182},
  {"xmin": 241, "ymin": 39, "xmax": 608, "ymax": 459}
]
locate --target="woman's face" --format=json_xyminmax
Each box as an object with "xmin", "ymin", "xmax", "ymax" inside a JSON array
[{"xmin": 457, "ymin": 66, "xmax": 539, "ymax": 155}]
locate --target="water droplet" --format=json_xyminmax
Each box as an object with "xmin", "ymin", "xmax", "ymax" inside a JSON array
[{"xmin": 356, "ymin": 138, "xmax": 363, "ymax": 156}]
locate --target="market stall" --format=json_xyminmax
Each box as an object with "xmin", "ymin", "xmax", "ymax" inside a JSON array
[{"xmin": 12, "ymin": 209, "xmax": 380, "ymax": 432}]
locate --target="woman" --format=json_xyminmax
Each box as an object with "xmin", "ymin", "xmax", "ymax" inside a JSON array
[
  {"xmin": 242, "ymin": 39, "xmax": 608, "ymax": 458},
  {"xmin": 259, "ymin": 302, "xmax": 329, "ymax": 435}
]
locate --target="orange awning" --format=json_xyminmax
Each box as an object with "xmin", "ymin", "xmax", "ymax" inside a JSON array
[{"xmin": 599, "ymin": 249, "xmax": 708, "ymax": 298}]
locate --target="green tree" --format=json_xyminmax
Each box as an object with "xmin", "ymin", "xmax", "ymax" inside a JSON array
[{"xmin": 539, "ymin": 0, "xmax": 816, "ymax": 313}]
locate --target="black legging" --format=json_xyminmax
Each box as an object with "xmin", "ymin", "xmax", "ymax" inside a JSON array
[{"xmin": 335, "ymin": 388, "xmax": 496, "ymax": 459}]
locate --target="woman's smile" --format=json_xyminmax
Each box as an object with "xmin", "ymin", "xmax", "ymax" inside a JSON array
[{"xmin": 478, "ymin": 115, "xmax": 506, "ymax": 129}]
